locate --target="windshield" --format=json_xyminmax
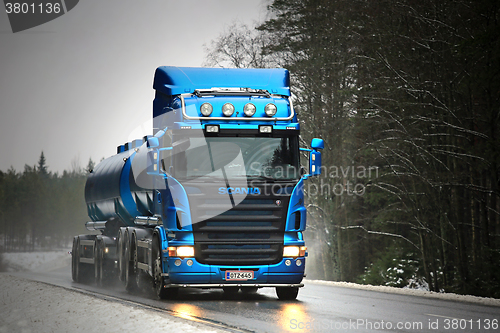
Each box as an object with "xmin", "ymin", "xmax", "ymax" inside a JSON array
[{"xmin": 169, "ymin": 136, "xmax": 299, "ymax": 181}]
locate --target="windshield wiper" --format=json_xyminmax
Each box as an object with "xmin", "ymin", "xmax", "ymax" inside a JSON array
[
  {"xmin": 179, "ymin": 175, "xmax": 226, "ymax": 182},
  {"xmin": 247, "ymin": 175, "xmax": 300, "ymax": 182},
  {"xmin": 245, "ymin": 175, "xmax": 278, "ymax": 182}
]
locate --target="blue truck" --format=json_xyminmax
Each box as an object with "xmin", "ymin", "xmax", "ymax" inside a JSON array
[{"xmin": 72, "ymin": 66, "xmax": 324, "ymax": 300}]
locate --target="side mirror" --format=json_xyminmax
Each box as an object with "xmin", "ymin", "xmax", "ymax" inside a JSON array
[
  {"xmin": 309, "ymin": 138, "xmax": 324, "ymax": 176},
  {"xmin": 300, "ymin": 138, "xmax": 325, "ymax": 178},
  {"xmin": 311, "ymin": 138, "xmax": 324, "ymax": 150}
]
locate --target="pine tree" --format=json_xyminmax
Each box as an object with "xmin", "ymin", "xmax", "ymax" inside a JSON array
[
  {"xmin": 85, "ymin": 158, "xmax": 95, "ymax": 174},
  {"xmin": 37, "ymin": 151, "xmax": 48, "ymax": 177}
]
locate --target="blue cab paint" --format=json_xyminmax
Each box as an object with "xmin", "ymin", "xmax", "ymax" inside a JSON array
[{"xmin": 76, "ymin": 67, "xmax": 324, "ymax": 300}]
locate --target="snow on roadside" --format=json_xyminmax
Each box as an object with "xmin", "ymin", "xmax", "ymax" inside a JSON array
[
  {"xmin": 1, "ymin": 250, "xmax": 71, "ymax": 272},
  {"xmin": 0, "ymin": 274, "xmax": 222, "ymax": 333},
  {"xmin": 305, "ymin": 279, "xmax": 500, "ymax": 307}
]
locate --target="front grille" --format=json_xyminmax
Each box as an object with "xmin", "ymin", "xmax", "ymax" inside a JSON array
[{"xmin": 188, "ymin": 184, "xmax": 292, "ymax": 266}]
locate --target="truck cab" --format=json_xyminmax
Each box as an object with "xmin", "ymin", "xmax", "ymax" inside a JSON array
[{"xmin": 76, "ymin": 66, "xmax": 324, "ymax": 300}]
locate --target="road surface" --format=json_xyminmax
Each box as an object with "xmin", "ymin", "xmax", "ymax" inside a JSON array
[{"xmin": 10, "ymin": 262, "xmax": 500, "ymax": 333}]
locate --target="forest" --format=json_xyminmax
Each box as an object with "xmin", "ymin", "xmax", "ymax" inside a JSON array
[
  {"xmin": 0, "ymin": 153, "xmax": 92, "ymax": 253},
  {"xmin": 205, "ymin": 0, "xmax": 499, "ymax": 297}
]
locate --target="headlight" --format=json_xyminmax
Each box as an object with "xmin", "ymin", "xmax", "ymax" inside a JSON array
[
  {"xmin": 283, "ymin": 246, "xmax": 306, "ymax": 258},
  {"xmin": 259, "ymin": 125, "xmax": 273, "ymax": 133},
  {"xmin": 265, "ymin": 103, "xmax": 277, "ymax": 117},
  {"xmin": 176, "ymin": 246, "xmax": 195, "ymax": 257},
  {"xmin": 200, "ymin": 103, "xmax": 213, "ymax": 116},
  {"xmin": 222, "ymin": 103, "xmax": 235, "ymax": 117},
  {"xmin": 205, "ymin": 125, "xmax": 219, "ymax": 133},
  {"xmin": 283, "ymin": 246, "xmax": 300, "ymax": 257},
  {"xmin": 243, "ymin": 103, "xmax": 256, "ymax": 116},
  {"xmin": 168, "ymin": 246, "xmax": 195, "ymax": 258}
]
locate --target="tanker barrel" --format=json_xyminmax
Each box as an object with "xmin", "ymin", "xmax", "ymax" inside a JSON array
[
  {"xmin": 85, "ymin": 145, "xmax": 155, "ymax": 226},
  {"xmin": 85, "ymin": 221, "xmax": 107, "ymax": 231}
]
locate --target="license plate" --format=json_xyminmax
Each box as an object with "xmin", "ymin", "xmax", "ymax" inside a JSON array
[{"xmin": 225, "ymin": 270, "xmax": 254, "ymax": 281}]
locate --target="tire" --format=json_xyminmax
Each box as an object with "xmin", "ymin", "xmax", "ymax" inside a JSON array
[
  {"xmin": 117, "ymin": 229, "xmax": 126, "ymax": 282},
  {"xmin": 136, "ymin": 269, "xmax": 151, "ymax": 292},
  {"xmin": 135, "ymin": 241, "xmax": 151, "ymax": 292},
  {"xmin": 95, "ymin": 240, "xmax": 113, "ymax": 287},
  {"xmin": 152, "ymin": 236, "xmax": 177, "ymax": 299},
  {"xmin": 94, "ymin": 239, "xmax": 102, "ymax": 286},
  {"xmin": 71, "ymin": 237, "xmax": 78, "ymax": 282},
  {"xmin": 276, "ymin": 287, "xmax": 299, "ymax": 300},
  {"xmin": 100, "ymin": 256, "xmax": 114, "ymax": 287},
  {"xmin": 124, "ymin": 232, "xmax": 138, "ymax": 292},
  {"xmin": 72, "ymin": 237, "xmax": 92, "ymax": 284}
]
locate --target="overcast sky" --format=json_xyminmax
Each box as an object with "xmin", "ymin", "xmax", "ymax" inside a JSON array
[{"xmin": 0, "ymin": 0, "xmax": 268, "ymax": 173}]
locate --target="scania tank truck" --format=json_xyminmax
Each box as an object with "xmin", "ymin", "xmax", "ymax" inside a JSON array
[{"xmin": 72, "ymin": 66, "xmax": 324, "ymax": 300}]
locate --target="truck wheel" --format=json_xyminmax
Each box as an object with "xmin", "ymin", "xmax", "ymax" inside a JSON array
[
  {"xmin": 94, "ymin": 240, "xmax": 102, "ymax": 285},
  {"xmin": 134, "ymin": 239, "xmax": 151, "ymax": 292},
  {"xmin": 73, "ymin": 237, "xmax": 92, "ymax": 284},
  {"xmin": 95, "ymin": 240, "xmax": 112, "ymax": 287},
  {"xmin": 136, "ymin": 268, "xmax": 150, "ymax": 292},
  {"xmin": 276, "ymin": 287, "xmax": 299, "ymax": 300},
  {"xmin": 100, "ymin": 255, "xmax": 114, "ymax": 286},
  {"xmin": 71, "ymin": 237, "xmax": 78, "ymax": 282},
  {"xmin": 117, "ymin": 228, "xmax": 126, "ymax": 282},
  {"xmin": 152, "ymin": 236, "xmax": 178, "ymax": 299},
  {"xmin": 124, "ymin": 232, "xmax": 138, "ymax": 292}
]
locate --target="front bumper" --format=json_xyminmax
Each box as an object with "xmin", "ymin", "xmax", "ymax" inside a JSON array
[
  {"xmin": 165, "ymin": 283, "xmax": 304, "ymax": 289},
  {"xmin": 164, "ymin": 257, "xmax": 306, "ymax": 287}
]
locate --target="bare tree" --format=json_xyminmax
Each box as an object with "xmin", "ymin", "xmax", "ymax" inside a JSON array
[{"xmin": 203, "ymin": 21, "xmax": 280, "ymax": 68}]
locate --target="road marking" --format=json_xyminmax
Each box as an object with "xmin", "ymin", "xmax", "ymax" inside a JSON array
[
  {"xmin": 426, "ymin": 313, "xmax": 462, "ymax": 320},
  {"xmin": 302, "ymin": 295, "xmax": 322, "ymax": 299}
]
